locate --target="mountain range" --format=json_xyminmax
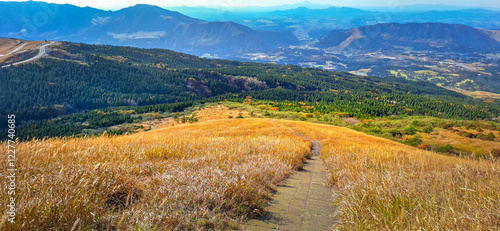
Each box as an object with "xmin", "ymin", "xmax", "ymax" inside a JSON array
[
  {"xmin": 2, "ymin": 1, "xmax": 500, "ymax": 56},
  {"xmin": 316, "ymin": 23, "xmax": 500, "ymax": 52},
  {"xmin": 0, "ymin": 2, "xmax": 298, "ymax": 55}
]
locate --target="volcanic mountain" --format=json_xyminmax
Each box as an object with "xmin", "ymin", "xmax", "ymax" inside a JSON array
[{"xmin": 316, "ymin": 23, "xmax": 500, "ymax": 52}]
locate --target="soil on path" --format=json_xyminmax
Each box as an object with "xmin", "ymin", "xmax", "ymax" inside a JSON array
[{"xmin": 244, "ymin": 132, "xmax": 336, "ymax": 230}]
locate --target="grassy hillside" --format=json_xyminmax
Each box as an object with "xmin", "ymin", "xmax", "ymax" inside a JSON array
[
  {"xmin": 284, "ymin": 120, "xmax": 500, "ymax": 230},
  {"xmin": 0, "ymin": 119, "xmax": 311, "ymax": 230},
  {"xmin": 1, "ymin": 115, "xmax": 498, "ymax": 230},
  {"xmin": 1, "ymin": 41, "xmax": 499, "ymax": 131}
]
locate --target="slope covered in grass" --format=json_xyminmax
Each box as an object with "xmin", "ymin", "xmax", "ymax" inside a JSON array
[
  {"xmin": 0, "ymin": 119, "xmax": 310, "ymax": 230},
  {"xmin": 1, "ymin": 115, "xmax": 499, "ymax": 230},
  {"xmin": 283, "ymin": 120, "xmax": 500, "ymax": 230}
]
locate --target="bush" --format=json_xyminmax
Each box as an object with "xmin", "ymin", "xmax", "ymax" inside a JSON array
[
  {"xmin": 404, "ymin": 126, "xmax": 417, "ymax": 135},
  {"xmin": 422, "ymin": 126, "xmax": 434, "ymax": 133},
  {"xmin": 411, "ymin": 120, "xmax": 423, "ymax": 126},
  {"xmin": 487, "ymin": 132, "xmax": 496, "ymax": 141},
  {"xmin": 440, "ymin": 122, "xmax": 451, "ymax": 129},
  {"xmin": 402, "ymin": 136, "xmax": 423, "ymax": 147},
  {"xmin": 476, "ymin": 133, "xmax": 489, "ymax": 140},
  {"xmin": 437, "ymin": 144, "xmax": 453, "ymax": 153},
  {"xmin": 417, "ymin": 144, "xmax": 430, "ymax": 150},
  {"xmin": 491, "ymin": 149, "xmax": 500, "ymax": 158},
  {"xmin": 389, "ymin": 129, "xmax": 403, "ymax": 138},
  {"xmin": 369, "ymin": 127, "xmax": 382, "ymax": 134},
  {"xmin": 458, "ymin": 131, "xmax": 476, "ymax": 138}
]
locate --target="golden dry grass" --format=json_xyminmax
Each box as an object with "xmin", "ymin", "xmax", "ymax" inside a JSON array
[
  {"xmin": 126, "ymin": 105, "xmax": 259, "ymax": 131},
  {"xmin": 445, "ymin": 87, "xmax": 500, "ymax": 101},
  {"xmin": 2, "ymin": 103, "xmax": 499, "ymax": 230},
  {"xmin": 0, "ymin": 38, "xmax": 24, "ymax": 55},
  {"xmin": 195, "ymin": 105, "xmax": 261, "ymax": 121},
  {"xmin": 420, "ymin": 129, "xmax": 500, "ymax": 156},
  {"xmin": 281, "ymin": 120, "xmax": 500, "ymax": 230},
  {"xmin": 0, "ymin": 119, "xmax": 311, "ymax": 230},
  {"xmin": 0, "ymin": 39, "xmax": 46, "ymax": 63}
]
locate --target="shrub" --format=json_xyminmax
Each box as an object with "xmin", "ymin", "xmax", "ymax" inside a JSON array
[
  {"xmin": 440, "ymin": 122, "xmax": 451, "ymax": 129},
  {"xmin": 411, "ymin": 120, "xmax": 423, "ymax": 126},
  {"xmin": 417, "ymin": 144, "xmax": 430, "ymax": 150},
  {"xmin": 476, "ymin": 133, "xmax": 489, "ymax": 141},
  {"xmin": 336, "ymin": 112, "xmax": 350, "ymax": 118},
  {"xmin": 437, "ymin": 144, "xmax": 453, "ymax": 153},
  {"xmin": 369, "ymin": 127, "xmax": 382, "ymax": 134},
  {"xmin": 491, "ymin": 149, "xmax": 500, "ymax": 158},
  {"xmin": 404, "ymin": 126, "xmax": 417, "ymax": 135},
  {"xmin": 487, "ymin": 132, "xmax": 496, "ymax": 141},
  {"xmin": 458, "ymin": 131, "xmax": 475, "ymax": 138},
  {"xmin": 389, "ymin": 129, "xmax": 403, "ymax": 138},
  {"xmin": 422, "ymin": 126, "xmax": 434, "ymax": 133},
  {"xmin": 402, "ymin": 135, "xmax": 423, "ymax": 147}
]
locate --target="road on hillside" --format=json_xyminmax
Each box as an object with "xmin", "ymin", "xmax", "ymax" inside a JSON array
[
  {"xmin": 1, "ymin": 41, "xmax": 55, "ymax": 68},
  {"xmin": 3, "ymin": 42, "xmax": 28, "ymax": 56}
]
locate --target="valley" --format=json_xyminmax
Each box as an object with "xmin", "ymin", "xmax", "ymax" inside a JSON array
[
  {"xmin": 1, "ymin": 2, "xmax": 500, "ymax": 230},
  {"xmin": 1, "ymin": 2, "xmax": 500, "ymax": 94},
  {"xmin": 234, "ymin": 46, "xmax": 500, "ymax": 93}
]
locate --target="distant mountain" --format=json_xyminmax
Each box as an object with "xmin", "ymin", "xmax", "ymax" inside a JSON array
[
  {"xmin": 0, "ymin": 2, "xmax": 298, "ymax": 55},
  {"xmin": 270, "ymin": 6, "xmax": 366, "ymax": 17},
  {"xmin": 316, "ymin": 23, "xmax": 500, "ymax": 52},
  {"xmin": 360, "ymin": 4, "xmax": 489, "ymax": 12}
]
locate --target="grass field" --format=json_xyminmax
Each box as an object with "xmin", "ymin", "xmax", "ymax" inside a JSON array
[
  {"xmin": 0, "ymin": 119, "xmax": 311, "ymax": 230},
  {"xmin": 283, "ymin": 120, "xmax": 500, "ymax": 230},
  {"xmin": 1, "ymin": 105, "xmax": 499, "ymax": 230},
  {"xmin": 445, "ymin": 87, "xmax": 500, "ymax": 102}
]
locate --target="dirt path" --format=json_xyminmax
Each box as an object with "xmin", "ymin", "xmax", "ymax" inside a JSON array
[{"xmin": 244, "ymin": 132, "xmax": 336, "ymax": 230}]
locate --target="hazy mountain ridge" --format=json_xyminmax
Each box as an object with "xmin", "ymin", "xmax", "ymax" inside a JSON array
[
  {"xmin": 316, "ymin": 23, "xmax": 500, "ymax": 52},
  {"xmin": 0, "ymin": 2, "xmax": 298, "ymax": 55}
]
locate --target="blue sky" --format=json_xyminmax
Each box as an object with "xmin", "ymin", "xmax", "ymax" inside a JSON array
[{"xmin": 3, "ymin": 0, "xmax": 498, "ymax": 10}]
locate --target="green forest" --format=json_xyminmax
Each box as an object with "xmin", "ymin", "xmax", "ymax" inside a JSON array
[{"xmin": 1, "ymin": 42, "xmax": 499, "ymax": 139}]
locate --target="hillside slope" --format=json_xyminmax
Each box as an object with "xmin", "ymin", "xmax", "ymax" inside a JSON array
[
  {"xmin": 1, "ymin": 39, "xmax": 499, "ymax": 130},
  {"xmin": 1, "ymin": 117, "xmax": 498, "ymax": 230}
]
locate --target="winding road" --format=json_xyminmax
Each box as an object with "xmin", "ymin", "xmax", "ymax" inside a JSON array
[{"xmin": 1, "ymin": 41, "xmax": 55, "ymax": 68}]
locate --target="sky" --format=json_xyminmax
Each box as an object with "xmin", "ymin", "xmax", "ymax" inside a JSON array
[{"xmin": 2, "ymin": 0, "xmax": 498, "ymax": 10}]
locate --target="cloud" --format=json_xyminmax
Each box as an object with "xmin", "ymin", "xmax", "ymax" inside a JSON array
[
  {"xmin": 108, "ymin": 31, "xmax": 167, "ymax": 40},
  {"xmin": 91, "ymin": 17, "xmax": 111, "ymax": 26}
]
